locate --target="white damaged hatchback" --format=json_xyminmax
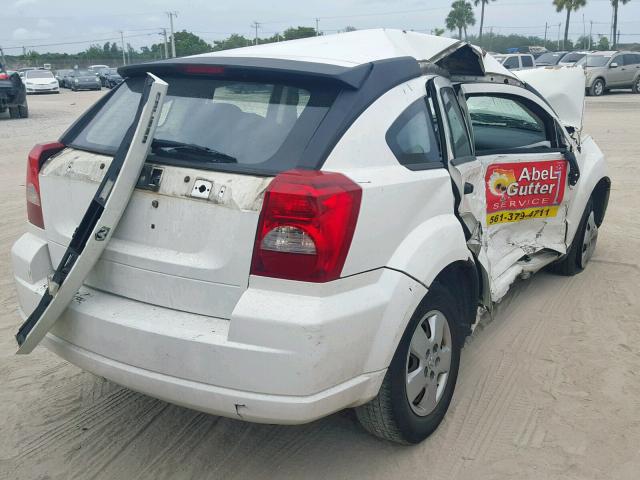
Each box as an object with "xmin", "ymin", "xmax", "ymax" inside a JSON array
[{"xmin": 12, "ymin": 30, "xmax": 610, "ymax": 444}]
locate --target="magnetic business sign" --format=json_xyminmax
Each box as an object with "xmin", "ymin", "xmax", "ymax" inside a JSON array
[{"xmin": 485, "ymin": 160, "xmax": 567, "ymax": 225}]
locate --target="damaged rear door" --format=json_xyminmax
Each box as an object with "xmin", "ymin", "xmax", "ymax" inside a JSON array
[
  {"xmin": 15, "ymin": 73, "xmax": 168, "ymax": 353},
  {"xmin": 459, "ymin": 82, "xmax": 577, "ymax": 301}
]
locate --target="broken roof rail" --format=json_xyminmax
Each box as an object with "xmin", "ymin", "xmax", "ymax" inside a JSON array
[
  {"xmin": 15, "ymin": 73, "xmax": 168, "ymax": 354},
  {"xmin": 450, "ymin": 73, "xmax": 524, "ymax": 87}
]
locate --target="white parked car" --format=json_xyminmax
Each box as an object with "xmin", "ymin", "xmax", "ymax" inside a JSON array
[
  {"xmin": 493, "ymin": 53, "xmax": 536, "ymax": 70},
  {"xmin": 12, "ymin": 30, "xmax": 610, "ymax": 444},
  {"xmin": 23, "ymin": 69, "xmax": 59, "ymax": 94}
]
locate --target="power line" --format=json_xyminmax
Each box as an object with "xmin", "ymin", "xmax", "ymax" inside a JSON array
[{"xmin": 0, "ymin": 32, "xmax": 158, "ymax": 51}]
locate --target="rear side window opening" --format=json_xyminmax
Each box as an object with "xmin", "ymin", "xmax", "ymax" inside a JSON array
[
  {"xmin": 386, "ymin": 97, "xmax": 443, "ymax": 170},
  {"xmin": 66, "ymin": 75, "xmax": 338, "ymax": 175}
]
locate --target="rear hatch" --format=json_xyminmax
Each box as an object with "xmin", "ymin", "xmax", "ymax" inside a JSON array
[{"xmin": 39, "ymin": 71, "xmax": 339, "ymax": 318}]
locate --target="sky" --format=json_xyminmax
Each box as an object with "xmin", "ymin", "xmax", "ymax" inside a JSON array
[{"xmin": 1, "ymin": 0, "xmax": 639, "ymax": 54}]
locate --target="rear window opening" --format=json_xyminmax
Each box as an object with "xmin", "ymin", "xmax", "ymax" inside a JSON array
[{"xmin": 66, "ymin": 75, "xmax": 339, "ymax": 175}]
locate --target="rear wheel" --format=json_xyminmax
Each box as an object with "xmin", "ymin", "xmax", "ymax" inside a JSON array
[
  {"xmin": 589, "ymin": 79, "xmax": 605, "ymax": 97},
  {"xmin": 9, "ymin": 106, "xmax": 19, "ymax": 118},
  {"xmin": 18, "ymin": 102, "xmax": 29, "ymax": 118},
  {"xmin": 633, "ymin": 76, "xmax": 640, "ymax": 94},
  {"xmin": 356, "ymin": 282, "xmax": 462, "ymax": 444}
]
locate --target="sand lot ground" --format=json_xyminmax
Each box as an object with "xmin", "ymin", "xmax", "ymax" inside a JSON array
[{"xmin": 0, "ymin": 89, "xmax": 639, "ymax": 480}]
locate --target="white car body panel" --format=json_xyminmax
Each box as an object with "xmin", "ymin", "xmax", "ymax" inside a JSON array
[
  {"xmin": 40, "ymin": 152, "xmax": 271, "ymax": 319},
  {"xmin": 516, "ymin": 66, "xmax": 586, "ymax": 131},
  {"xmin": 10, "ymin": 30, "xmax": 609, "ymax": 424},
  {"xmin": 199, "ymin": 28, "xmax": 518, "ymax": 81}
]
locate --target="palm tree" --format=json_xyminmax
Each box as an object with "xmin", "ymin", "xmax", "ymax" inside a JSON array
[
  {"xmin": 553, "ymin": 0, "xmax": 587, "ymax": 48},
  {"xmin": 446, "ymin": 0, "xmax": 476, "ymax": 40},
  {"xmin": 611, "ymin": 0, "xmax": 631, "ymax": 48},
  {"xmin": 474, "ymin": 0, "xmax": 496, "ymax": 41}
]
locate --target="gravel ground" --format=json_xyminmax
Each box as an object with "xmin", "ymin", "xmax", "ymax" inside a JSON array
[{"xmin": 0, "ymin": 89, "xmax": 639, "ymax": 480}]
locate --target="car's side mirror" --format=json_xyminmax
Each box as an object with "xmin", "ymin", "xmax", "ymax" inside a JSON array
[{"xmin": 610, "ymin": 62, "xmax": 618, "ymax": 69}]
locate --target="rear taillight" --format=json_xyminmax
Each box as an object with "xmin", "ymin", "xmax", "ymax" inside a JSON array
[
  {"xmin": 0, "ymin": 73, "xmax": 9, "ymax": 80},
  {"xmin": 251, "ymin": 169, "xmax": 362, "ymax": 283},
  {"xmin": 26, "ymin": 142, "xmax": 65, "ymax": 228}
]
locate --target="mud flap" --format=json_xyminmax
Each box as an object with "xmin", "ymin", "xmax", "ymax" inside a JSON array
[{"xmin": 15, "ymin": 73, "xmax": 168, "ymax": 354}]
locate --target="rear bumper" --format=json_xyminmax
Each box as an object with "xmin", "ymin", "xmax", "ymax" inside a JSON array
[
  {"xmin": 41, "ymin": 332, "xmax": 384, "ymax": 424},
  {"xmin": 71, "ymin": 82, "xmax": 100, "ymax": 89},
  {"xmin": 12, "ymin": 230, "xmax": 425, "ymax": 423}
]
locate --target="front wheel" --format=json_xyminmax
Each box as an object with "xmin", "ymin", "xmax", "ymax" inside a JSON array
[
  {"xmin": 356, "ymin": 282, "xmax": 462, "ymax": 444},
  {"xmin": 632, "ymin": 76, "xmax": 640, "ymax": 94},
  {"xmin": 550, "ymin": 198, "xmax": 597, "ymax": 276},
  {"xmin": 589, "ymin": 79, "xmax": 605, "ymax": 97}
]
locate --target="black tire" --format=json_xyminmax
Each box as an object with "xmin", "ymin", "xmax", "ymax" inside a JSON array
[
  {"xmin": 18, "ymin": 102, "xmax": 29, "ymax": 118},
  {"xmin": 632, "ymin": 76, "xmax": 640, "ymax": 94},
  {"xmin": 355, "ymin": 282, "xmax": 463, "ymax": 444},
  {"xmin": 9, "ymin": 106, "xmax": 20, "ymax": 119},
  {"xmin": 549, "ymin": 198, "xmax": 596, "ymax": 276},
  {"xmin": 589, "ymin": 78, "xmax": 605, "ymax": 97}
]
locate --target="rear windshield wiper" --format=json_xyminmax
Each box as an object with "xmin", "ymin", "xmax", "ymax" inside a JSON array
[{"xmin": 151, "ymin": 138, "xmax": 237, "ymax": 163}]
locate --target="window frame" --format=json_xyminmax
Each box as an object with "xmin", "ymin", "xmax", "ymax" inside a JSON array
[
  {"xmin": 464, "ymin": 92, "xmax": 561, "ymax": 156},
  {"xmin": 439, "ymin": 86, "xmax": 475, "ymax": 165},
  {"xmin": 385, "ymin": 96, "xmax": 444, "ymax": 171}
]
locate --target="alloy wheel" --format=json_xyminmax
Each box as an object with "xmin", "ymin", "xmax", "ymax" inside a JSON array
[
  {"xmin": 580, "ymin": 210, "xmax": 598, "ymax": 268},
  {"xmin": 405, "ymin": 310, "xmax": 452, "ymax": 416}
]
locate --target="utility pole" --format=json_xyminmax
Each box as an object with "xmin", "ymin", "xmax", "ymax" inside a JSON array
[
  {"xmin": 0, "ymin": 46, "xmax": 5, "ymax": 67},
  {"xmin": 251, "ymin": 21, "xmax": 260, "ymax": 45},
  {"xmin": 119, "ymin": 31, "xmax": 126, "ymax": 66},
  {"xmin": 617, "ymin": 29, "xmax": 621, "ymax": 46},
  {"xmin": 161, "ymin": 28, "xmax": 169, "ymax": 59},
  {"xmin": 557, "ymin": 23, "xmax": 561, "ymax": 50},
  {"xmin": 167, "ymin": 11, "xmax": 177, "ymax": 57},
  {"xmin": 589, "ymin": 21, "xmax": 593, "ymax": 49},
  {"xmin": 315, "ymin": 17, "xmax": 320, "ymax": 35},
  {"xmin": 582, "ymin": 14, "xmax": 586, "ymax": 49},
  {"xmin": 544, "ymin": 22, "xmax": 548, "ymax": 45}
]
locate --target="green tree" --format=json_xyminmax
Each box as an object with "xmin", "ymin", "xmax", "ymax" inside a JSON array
[
  {"xmin": 474, "ymin": 0, "xmax": 495, "ymax": 41},
  {"xmin": 597, "ymin": 35, "xmax": 610, "ymax": 50},
  {"xmin": 611, "ymin": 0, "xmax": 631, "ymax": 48},
  {"xmin": 432, "ymin": 27, "xmax": 446, "ymax": 36},
  {"xmin": 212, "ymin": 34, "xmax": 251, "ymax": 51},
  {"xmin": 282, "ymin": 26, "xmax": 318, "ymax": 40},
  {"xmin": 553, "ymin": 0, "xmax": 587, "ymax": 48},
  {"xmin": 576, "ymin": 35, "xmax": 593, "ymax": 49},
  {"xmin": 446, "ymin": 0, "xmax": 476, "ymax": 40},
  {"xmin": 344, "ymin": 26, "xmax": 357, "ymax": 32},
  {"xmin": 172, "ymin": 30, "xmax": 211, "ymax": 56}
]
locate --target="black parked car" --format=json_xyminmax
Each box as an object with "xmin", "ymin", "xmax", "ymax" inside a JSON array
[
  {"xmin": 0, "ymin": 63, "xmax": 28, "ymax": 118},
  {"xmin": 99, "ymin": 68, "xmax": 123, "ymax": 88},
  {"xmin": 55, "ymin": 69, "xmax": 74, "ymax": 88},
  {"xmin": 68, "ymin": 69, "xmax": 102, "ymax": 91}
]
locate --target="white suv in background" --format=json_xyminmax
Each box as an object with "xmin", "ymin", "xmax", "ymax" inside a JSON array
[
  {"xmin": 11, "ymin": 30, "xmax": 610, "ymax": 444},
  {"xmin": 494, "ymin": 53, "xmax": 536, "ymax": 70}
]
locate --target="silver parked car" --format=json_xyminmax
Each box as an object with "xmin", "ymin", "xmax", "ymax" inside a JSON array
[{"xmin": 578, "ymin": 51, "xmax": 640, "ymax": 96}]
